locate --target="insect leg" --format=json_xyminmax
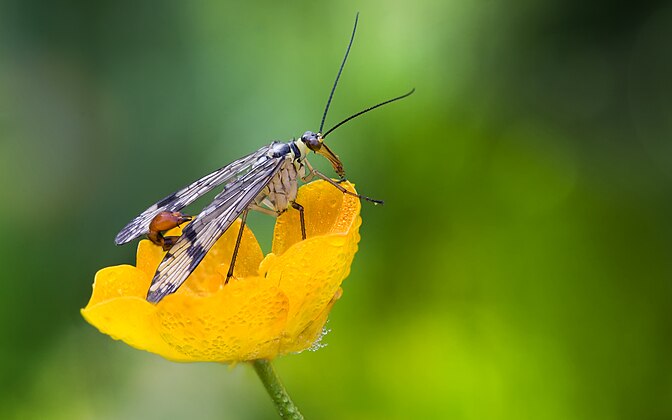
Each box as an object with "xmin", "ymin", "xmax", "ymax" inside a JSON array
[
  {"xmin": 225, "ymin": 209, "xmax": 249, "ymax": 285},
  {"xmin": 303, "ymin": 161, "xmax": 384, "ymax": 205},
  {"xmin": 300, "ymin": 168, "xmax": 317, "ymax": 183},
  {"xmin": 248, "ymin": 203, "xmax": 278, "ymax": 217},
  {"xmin": 291, "ymin": 201, "xmax": 307, "ymax": 240}
]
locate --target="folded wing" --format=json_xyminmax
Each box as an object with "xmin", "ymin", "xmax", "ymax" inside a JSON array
[
  {"xmin": 114, "ymin": 147, "xmax": 269, "ymax": 245},
  {"xmin": 146, "ymin": 154, "xmax": 285, "ymax": 303}
]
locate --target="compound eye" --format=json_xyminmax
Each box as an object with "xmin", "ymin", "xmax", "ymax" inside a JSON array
[
  {"xmin": 306, "ymin": 137, "xmax": 322, "ymax": 151},
  {"xmin": 301, "ymin": 131, "xmax": 322, "ymax": 151}
]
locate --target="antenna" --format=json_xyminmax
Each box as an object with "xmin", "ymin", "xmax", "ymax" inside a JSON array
[
  {"xmin": 322, "ymin": 89, "xmax": 415, "ymax": 139},
  {"xmin": 319, "ymin": 13, "xmax": 359, "ymax": 133}
]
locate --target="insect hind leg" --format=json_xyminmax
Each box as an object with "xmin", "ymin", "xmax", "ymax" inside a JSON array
[
  {"xmin": 251, "ymin": 200, "xmax": 306, "ymax": 240},
  {"xmin": 291, "ymin": 201, "xmax": 306, "ymax": 240},
  {"xmin": 225, "ymin": 209, "xmax": 249, "ymax": 285},
  {"xmin": 248, "ymin": 203, "xmax": 278, "ymax": 217}
]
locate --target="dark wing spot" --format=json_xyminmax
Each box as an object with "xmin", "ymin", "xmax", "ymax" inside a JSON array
[
  {"xmin": 156, "ymin": 192, "xmax": 179, "ymax": 208},
  {"xmin": 186, "ymin": 243, "xmax": 205, "ymax": 259},
  {"xmin": 183, "ymin": 228, "xmax": 199, "ymax": 242},
  {"xmin": 187, "ymin": 246, "xmax": 206, "ymax": 272}
]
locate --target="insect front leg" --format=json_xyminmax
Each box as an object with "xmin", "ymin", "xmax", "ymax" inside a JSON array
[{"xmin": 302, "ymin": 160, "xmax": 384, "ymax": 205}]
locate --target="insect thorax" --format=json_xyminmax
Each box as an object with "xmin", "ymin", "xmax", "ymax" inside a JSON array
[{"xmin": 257, "ymin": 139, "xmax": 309, "ymax": 213}]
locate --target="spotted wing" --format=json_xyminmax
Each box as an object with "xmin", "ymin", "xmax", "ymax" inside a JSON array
[
  {"xmin": 115, "ymin": 147, "xmax": 270, "ymax": 245},
  {"xmin": 146, "ymin": 154, "xmax": 285, "ymax": 303}
]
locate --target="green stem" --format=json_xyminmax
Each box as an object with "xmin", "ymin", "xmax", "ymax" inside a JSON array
[{"xmin": 252, "ymin": 359, "xmax": 304, "ymax": 419}]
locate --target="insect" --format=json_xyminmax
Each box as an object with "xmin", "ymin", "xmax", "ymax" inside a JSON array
[{"xmin": 114, "ymin": 14, "xmax": 414, "ymax": 303}]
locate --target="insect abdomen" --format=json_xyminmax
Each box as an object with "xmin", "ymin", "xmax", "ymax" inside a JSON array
[{"xmin": 260, "ymin": 157, "xmax": 301, "ymax": 212}]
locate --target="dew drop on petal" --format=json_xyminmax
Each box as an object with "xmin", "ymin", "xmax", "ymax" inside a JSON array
[{"xmin": 308, "ymin": 326, "xmax": 331, "ymax": 352}]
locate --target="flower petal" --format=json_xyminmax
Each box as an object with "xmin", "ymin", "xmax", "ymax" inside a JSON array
[
  {"xmin": 86, "ymin": 265, "xmax": 150, "ymax": 305},
  {"xmin": 81, "ymin": 266, "xmax": 190, "ymax": 361},
  {"xmin": 265, "ymin": 180, "xmax": 362, "ymax": 354},
  {"xmin": 83, "ymin": 180, "xmax": 362, "ymax": 362},
  {"xmin": 155, "ymin": 277, "xmax": 289, "ymax": 362},
  {"xmin": 271, "ymin": 180, "xmax": 360, "ymax": 254}
]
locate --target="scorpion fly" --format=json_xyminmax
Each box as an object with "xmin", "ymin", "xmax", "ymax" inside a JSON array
[{"xmin": 115, "ymin": 14, "xmax": 414, "ymax": 303}]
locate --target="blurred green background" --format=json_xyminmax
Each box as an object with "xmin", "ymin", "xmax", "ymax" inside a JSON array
[{"xmin": 1, "ymin": 0, "xmax": 671, "ymax": 419}]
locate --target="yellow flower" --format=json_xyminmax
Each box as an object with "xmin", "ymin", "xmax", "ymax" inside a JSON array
[{"xmin": 82, "ymin": 180, "xmax": 361, "ymax": 363}]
